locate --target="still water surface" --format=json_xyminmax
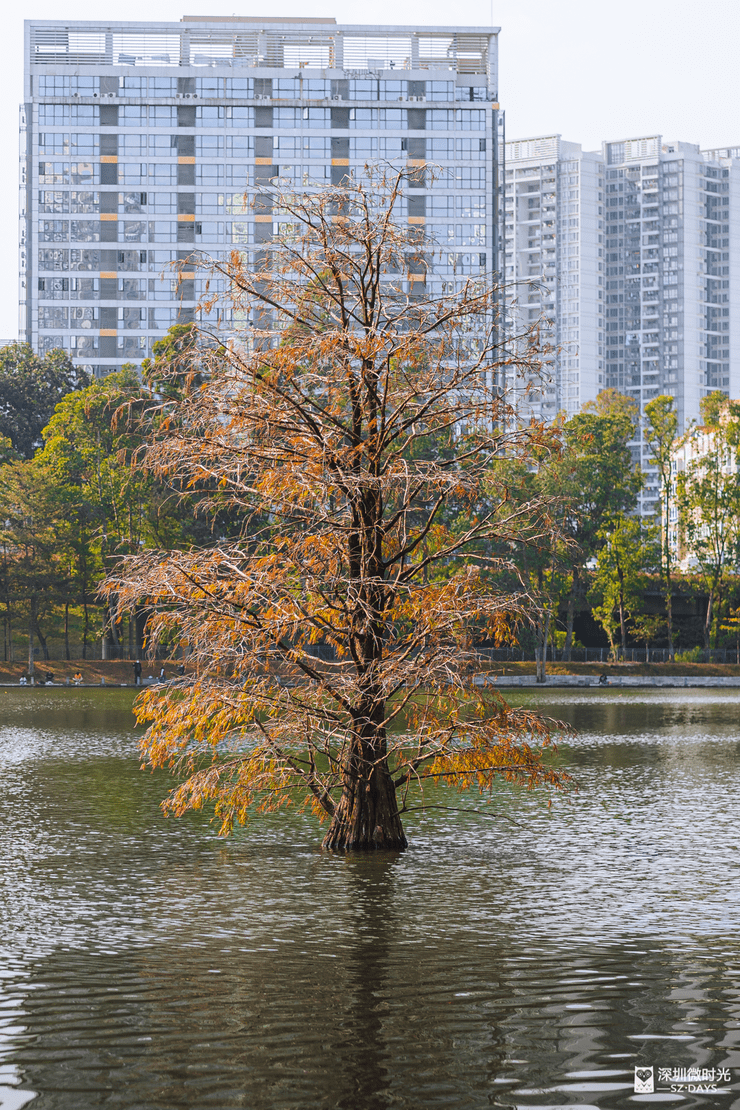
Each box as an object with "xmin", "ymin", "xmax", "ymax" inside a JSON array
[{"xmin": 2, "ymin": 688, "xmax": 740, "ymax": 1108}]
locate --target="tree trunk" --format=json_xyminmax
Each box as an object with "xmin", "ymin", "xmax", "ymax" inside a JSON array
[
  {"xmin": 136, "ymin": 606, "xmax": 147, "ymax": 658},
  {"xmin": 535, "ymin": 610, "xmax": 550, "ymax": 683},
  {"xmin": 663, "ymin": 488, "xmax": 674, "ymax": 659},
  {"xmin": 563, "ymin": 565, "xmax": 578, "ymax": 662},
  {"xmin": 34, "ymin": 616, "xmax": 50, "ymax": 661},
  {"xmin": 82, "ymin": 588, "xmax": 89, "ymax": 660},
  {"xmin": 64, "ymin": 601, "xmax": 71, "ymax": 661},
  {"xmin": 28, "ymin": 595, "xmax": 36, "ymax": 681},
  {"xmin": 713, "ymin": 586, "xmax": 723, "ymax": 649},
  {"xmin": 618, "ymin": 602, "xmax": 627, "ymax": 659},
  {"xmin": 322, "ymin": 733, "xmax": 407, "ymax": 852},
  {"xmin": 617, "ymin": 564, "xmax": 627, "ymax": 659},
  {"xmin": 535, "ymin": 566, "xmax": 548, "ymax": 683},
  {"xmin": 704, "ymin": 588, "xmax": 714, "ymax": 651},
  {"xmin": 108, "ymin": 602, "xmax": 121, "ymax": 657}
]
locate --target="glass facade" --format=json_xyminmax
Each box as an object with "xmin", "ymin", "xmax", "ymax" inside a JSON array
[
  {"xmin": 503, "ymin": 136, "xmax": 605, "ymax": 423},
  {"xmin": 21, "ymin": 19, "xmax": 500, "ymax": 378}
]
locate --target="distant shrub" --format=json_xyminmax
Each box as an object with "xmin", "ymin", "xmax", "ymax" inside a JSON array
[{"xmin": 675, "ymin": 646, "xmax": 703, "ymax": 663}]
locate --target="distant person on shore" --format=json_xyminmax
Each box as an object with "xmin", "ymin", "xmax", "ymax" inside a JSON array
[
  {"xmin": 45, "ymin": 671, "xmax": 54, "ymax": 685},
  {"xmin": 159, "ymin": 665, "xmax": 166, "ymax": 682},
  {"xmin": 598, "ymin": 673, "xmax": 609, "ymax": 686},
  {"xmin": 133, "ymin": 660, "xmax": 142, "ymax": 686},
  {"xmin": 73, "ymin": 672, "xmax": 83, "ymax": 686},
  {"xmin": 19, "ymin": 675, "xmax": 27, "ymax": 686}
]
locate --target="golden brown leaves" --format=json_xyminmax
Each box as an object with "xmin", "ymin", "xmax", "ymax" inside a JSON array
[
  {"xmin": 134, "ymin": 679, "xmax": 571, "ymax": 837},
  {"xmin": 109, "ymin": 168, "xmax": 571, "ymax": 844}
]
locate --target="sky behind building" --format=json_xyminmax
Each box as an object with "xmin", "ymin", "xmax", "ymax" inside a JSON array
[{"xmin": 5, "ymin": 0, "xmax": 740, "ymax": 340}]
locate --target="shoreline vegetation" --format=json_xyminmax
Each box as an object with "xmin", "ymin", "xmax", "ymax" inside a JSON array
[
  {"xmin": 4, "ymin": 659, "xmax": 740, "ymax": 687},
  {"xmin": 3, "ymin": 344, "xmax": 740, "ymax": 679}
]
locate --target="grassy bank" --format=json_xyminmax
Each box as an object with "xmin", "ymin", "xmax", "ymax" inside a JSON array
[
  {"xmin": 3, "ymin": 658, "xmax": 740, "ymax": 685},
  {"xmin": 482, "ymin": 660, "xmax": 740, "ymax": 677},
  {"xmin": 0, "ymin": 660, "xmax": 177, "ymax": 685}
]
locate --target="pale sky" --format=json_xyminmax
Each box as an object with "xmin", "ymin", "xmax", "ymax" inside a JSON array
[{"xmin": 4, "ymin": 0, "xmax": 740, "ymax": 341}]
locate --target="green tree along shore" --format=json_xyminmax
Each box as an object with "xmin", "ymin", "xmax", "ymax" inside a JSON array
[
  {"xmin": 2, "ymin": 337, "xmax": 740, "ymax": 668},
  {"xmin": 0, "ymin": 335, "xmax": 213, "ymax": 666}
]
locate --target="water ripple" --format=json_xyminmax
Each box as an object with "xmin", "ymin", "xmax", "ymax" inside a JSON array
[{"xmin": 2, "ymin": 688, "xmax": 740, "ymax": 1107}]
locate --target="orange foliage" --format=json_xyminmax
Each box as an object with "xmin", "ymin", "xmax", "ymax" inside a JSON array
[{"xmin": 108, "ymin": 168, "xmax": 571, "ymax": 849}]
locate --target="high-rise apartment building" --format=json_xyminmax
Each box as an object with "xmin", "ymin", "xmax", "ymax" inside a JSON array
[
  {"xmin": 503, "ymin": 136, "xmax": 605, "ymax": 421},
  {"xmin": 504, "ymin": 133, "xmax": 740, "ymax": 516},
  {"xmin": 21, "ymin": 18, "xmax": 501, "ymax": 377},
  {"xmin": 601, "ymin": 136, "xmax": 740, "ymax": 514}
]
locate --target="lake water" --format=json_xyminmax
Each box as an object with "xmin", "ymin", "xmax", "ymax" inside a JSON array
[{"xmin": 2, "ymin": 687, "xmax": 740, "ymax": 1109}]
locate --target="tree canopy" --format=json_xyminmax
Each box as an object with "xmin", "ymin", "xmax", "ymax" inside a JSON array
[
  {"xmin": 108, "ymin": 171, "xmax": 572, "ymax": 850},
  {"xmin": 644, "ymin": 394, "xmax": 678, "ymax": 654},
  {"xmin": 677, "ymin": 393, "xmax": 740, "ymax": 648},
  {"xmin": 0, "ymin": 343, "xmax": 88, "ymax": 459},
  {"xmin": 523, "ymin": 391, "xmax": 643, "ymax": 663}
]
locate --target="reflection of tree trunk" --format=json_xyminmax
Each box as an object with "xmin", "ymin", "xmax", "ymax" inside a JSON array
[{"xmin": 332, "ymin": 856, "xmax": 398, "ymax": 1110}]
